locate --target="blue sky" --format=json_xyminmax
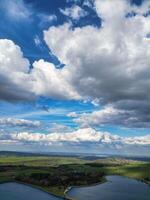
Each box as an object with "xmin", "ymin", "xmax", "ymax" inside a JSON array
[{"xmin": 0, "ymin": 0, "xmax": 150, "ymax": 155}]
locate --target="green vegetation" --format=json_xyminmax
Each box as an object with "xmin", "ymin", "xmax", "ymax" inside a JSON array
[
  {"xmin": 105, "ymin": 162, "xmax": 150, "ymax": 184},
  {"xmin": 0, "ymin": 156, "xmax": 85, "ymax": 166},
  {"xmin": 0, "ymin": 155, "xmax": 149, "ymax": 198}
]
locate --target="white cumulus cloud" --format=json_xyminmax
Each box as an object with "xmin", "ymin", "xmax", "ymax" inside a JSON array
[
  {"xmin": 7, "ymin": 127, "xmax": 150, "ymax": 147},
  {"xmin": 43, "ymin": 0, "xmax": 150, "ymax": 128},
  {"xmin": 1, "ymin": 0, "xmax": 150, "ymax": 129}
]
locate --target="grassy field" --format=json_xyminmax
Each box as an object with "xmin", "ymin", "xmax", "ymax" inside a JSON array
[
  {"xmin": 105, "ymin": 162, "xmax": 150, "ymax": 184},
  {"xmin": 0, "ymin": 156, "xmax": 86, "ymax": 166},
  {"xmin": 0, "ymin": 155, "xmax": 149, "ymax": 198}
]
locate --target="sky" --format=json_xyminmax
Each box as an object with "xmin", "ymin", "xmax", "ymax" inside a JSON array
[{"xmin": 0, "ymin": 0, "xmax": 150, "ymax": 156}]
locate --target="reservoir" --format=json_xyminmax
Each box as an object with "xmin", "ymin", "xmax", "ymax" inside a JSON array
[
  {"xmin": 0, "ymin": 182, "xmax": 62, "ymax": 200},
  {"xmin": 66, "ymin": 175, "xmax": 150, "ymax": 200},
  {"xmin": 0, "ymin": 176, "xmax": 150, "ymax": 200}
]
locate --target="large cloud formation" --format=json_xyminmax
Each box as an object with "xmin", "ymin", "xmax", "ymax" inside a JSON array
[
  {"xmin": 43, "ymin": 0, "xmax": 150, "ymax": 128},
  {"xmin": 44, "ymin": 1, "xmax": 150, "ymax": 104},
  {"xmin": 0, "ymin": 0, "xmax": 150, "ymax": 129}
]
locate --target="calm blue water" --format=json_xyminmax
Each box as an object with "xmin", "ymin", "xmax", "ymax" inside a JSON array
[
  {"xmin": 0, "ymin": 182, "xmax": 62, "ymax": 200},
  {"xmin": 67, "ymin": 175, "xmax": 150, "ymax": 200},
  {"xmin": 0, "ymin": 176, "xmax": 150, "ymax": 200}
]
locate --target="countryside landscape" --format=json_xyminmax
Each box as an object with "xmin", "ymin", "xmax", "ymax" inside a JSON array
[
  {"xmin": 0, "ymin": 0, "xmax": 150, "ymax": 199},
  {"xmin": 0, "ymin": 152, "xmax": 149, "ymax": 199}
]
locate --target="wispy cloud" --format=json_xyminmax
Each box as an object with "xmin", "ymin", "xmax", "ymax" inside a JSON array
[
  {"xmin": 0, "ymin": 118, "xmax": 41, "ymax": 128},
  {"xmin": 0, "ymin": 0, "xmax": 32, "ymax": 21},
  {"xmin": 60, "ymin": 5, "xmax": 88, "ymax": 21},
  {"xmin": 14, "ymin": 108, "xmax": 71, "ymax": 119},
  {"xmin": 38, "ymin": 14, "xmax": 57, "ymax": 27}
]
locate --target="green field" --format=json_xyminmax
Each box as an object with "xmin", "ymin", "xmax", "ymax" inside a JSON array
[{"xmin": 0, "ymin": 155, "xmax": 149, "ymax": 198}]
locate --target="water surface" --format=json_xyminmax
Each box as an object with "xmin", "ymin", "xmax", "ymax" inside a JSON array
[
  {"xmin": 67, "ymin": 175, "xmax": 150, "ymax": 200},
  {"xmin": 0, "ymin": 182, "xmax": 62, "ymax": 200}
]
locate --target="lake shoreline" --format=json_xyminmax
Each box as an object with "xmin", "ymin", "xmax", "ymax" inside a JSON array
[
  {"xmin": 0, "ymin": 175, "xmax": 149, "ymax": 200},
  {"xmin": 65, "ymin": 175, "xmax": 150, "ymax": 200},
  {"xmin": 0, "ymin": 180, "xmax": 69, "ymax": 200}
]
